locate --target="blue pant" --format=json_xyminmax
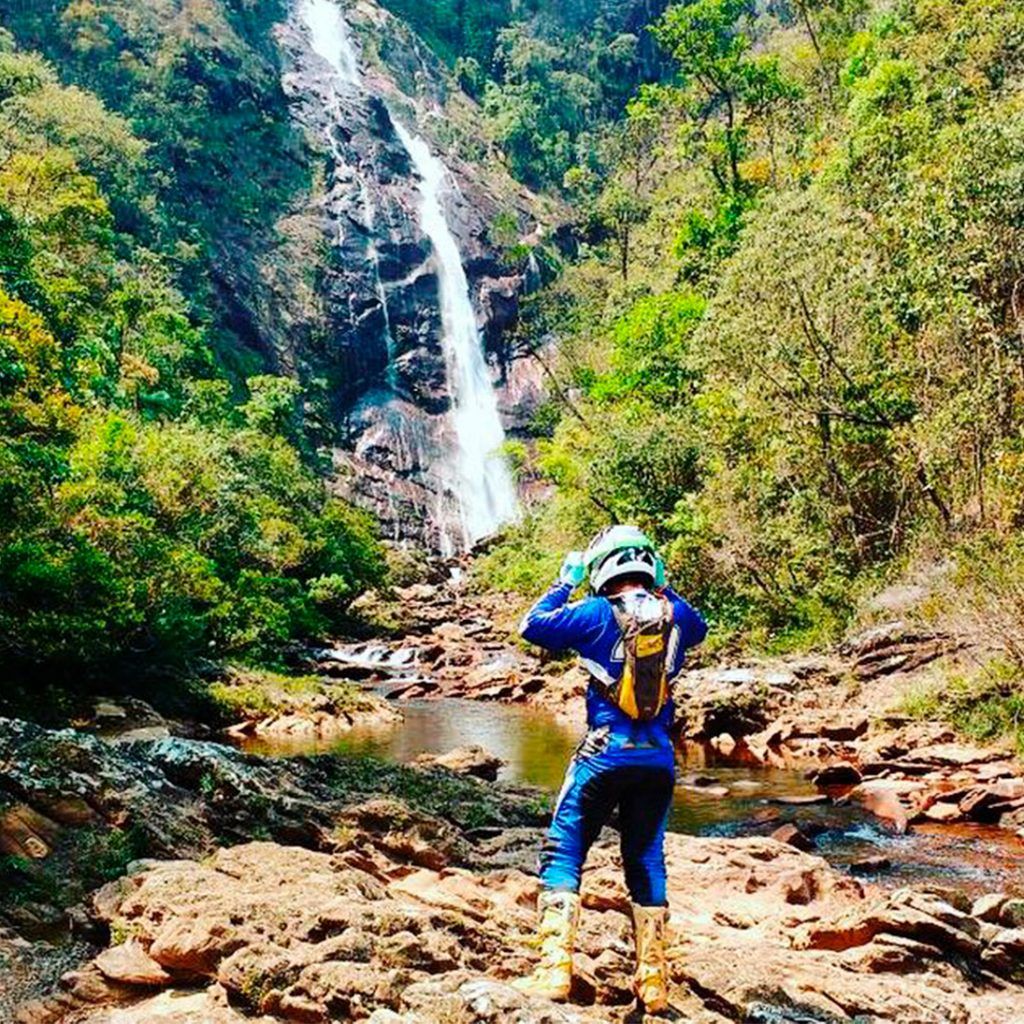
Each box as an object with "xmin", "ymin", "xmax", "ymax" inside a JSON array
[{"xmin": 540, "ymin": 728, "xmax": 675, "ymax": 906}]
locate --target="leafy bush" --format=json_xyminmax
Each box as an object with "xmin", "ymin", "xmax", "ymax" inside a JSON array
[{"xmin": 902, "ymin": 661, "xmax": 1024, "ymax": 757}]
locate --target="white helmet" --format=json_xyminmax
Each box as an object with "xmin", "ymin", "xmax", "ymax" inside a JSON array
[{"xmin": 584, "ymin": 524, "xmax": 657, "ymax": 595}]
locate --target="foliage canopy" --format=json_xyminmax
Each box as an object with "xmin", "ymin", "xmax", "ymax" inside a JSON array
[{"xmin": 0, "ymin": 29, "xmax": 385, "ymax": 699}]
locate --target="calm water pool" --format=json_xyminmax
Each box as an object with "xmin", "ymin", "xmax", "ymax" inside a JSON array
[{"xmin": 241, "ymin": 695, "xmax": 1024, "ymax": 897}]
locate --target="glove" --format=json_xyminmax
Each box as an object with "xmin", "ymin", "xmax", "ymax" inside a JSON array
[
  {"xmin": 558, "ymin": 551, "xmax": 586, "ymax": 588},
  {"xmin": 654, "ymin": 554, "xmax": 667, "ymax": 589}
]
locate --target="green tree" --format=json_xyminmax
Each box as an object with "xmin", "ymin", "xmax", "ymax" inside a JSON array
[
  {"xmin": 595, "ymin": 183, "xmax": 650, "ymax": 281},
  {"xmin": 0, "ymin": 35, "xmax": 386, "ymax": 695}
]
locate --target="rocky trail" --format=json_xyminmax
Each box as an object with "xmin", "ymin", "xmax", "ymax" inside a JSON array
[{"xmin": 3, "ymin": 573, "xmax": 1024, "ymax": 1023}]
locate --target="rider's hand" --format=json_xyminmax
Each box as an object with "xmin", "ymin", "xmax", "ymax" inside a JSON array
[
  {"xmin": 654, "ymin": 554, "xmax": 667, "ymax": 589},
  {"xmin": 558, "ymin": 551, "xmax": 586, "ymax": 588}
]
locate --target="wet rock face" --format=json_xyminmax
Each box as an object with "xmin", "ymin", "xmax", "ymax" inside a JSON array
[
  {"xmin": 271, "ymin": 2, "xmax": 540, "ymax": 548},
  {"xmin": 276, "ymin": 15, "xmax": 426, "ymax": 407}
]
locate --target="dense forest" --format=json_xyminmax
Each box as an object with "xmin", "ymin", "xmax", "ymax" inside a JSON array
[
  {"xmin": 0, "ymin": 4, "xmax": 385, "ymax": 709},
  {"xmin": 378, "ymin": 0, "xmax": 672, "ymax": 188},
  {"xmin": 2, "ymin": 0, "xmax": 1024, "ymax": 748},
  {"xmin": 486, "ymin": 1, "xmax": 1024, "ymax": 638},
  {"xmin": 475, "ymin": 0, "xmax": 1024, "ymax": 746}
]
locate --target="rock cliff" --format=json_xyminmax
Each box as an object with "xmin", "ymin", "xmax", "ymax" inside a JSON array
[{"xmin": 270, "ymin": 0, "xmax": 551, "ymax": 547}]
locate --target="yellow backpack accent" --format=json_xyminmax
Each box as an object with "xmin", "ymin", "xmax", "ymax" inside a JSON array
[{"xmin": 606, "ymin": 596, "xmax": 673, "ymax": 721}]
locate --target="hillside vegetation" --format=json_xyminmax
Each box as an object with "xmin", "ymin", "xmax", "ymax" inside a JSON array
[
  {"xmin": 483, "ymin": 0, "xmax": 1024, "ymax": 685},
  {"xmin": 0, "ymin": 0, "xmax": 305, "ymax": 374},
  {"xmin": 0, "ymin": 25, "xmax": 384, "ymax": 709},
  {"xmin": 379, "ymin": 0, "xmax": 674, "ymax": 189},
  {"xmin": 4, "ymin": 0, "xmax": 1024, "ymax": 746},
  {"xmin": 0, "ymin": 0, "xmax": 678, "ymax": 712}
]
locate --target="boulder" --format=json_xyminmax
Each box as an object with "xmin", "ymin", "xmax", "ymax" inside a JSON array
[
  {"xmin": 971, "ymin": 893, "xmax": 1009, "ymax": 922},
  {"xmin": 849, "ymin": 856, "xmax": 892, "ymax": 876},
  {"xmin": 959, "ymin": 778, "xmax": 1024, "ymax": 821},
  {"xmin": 849, "ymin": 779, "xmax": 926, "ymax": 832},
  {"xmin": 711, "ymin": 732, "xmax": 737, "ymax": 757},
  {"xmin": 92, "ymin": 701, "xmax": 129, "ymax": 723},
  {"xmin": 1002, "ymin": 806, "xmax": 1024, "ymax": 830},
  {"xmin": 409, "ymin": 745, "xmax": 505, "ymax": 781},
  {"xmin": 1001, "ymin": 899, "xmax": 1024, "ymax": 928},
  {"xmin": 913, "ymin": 743, "xmax": 1006, "ymax": 768},
  {"xmin": 94, "ymin": 941, "xmax": 173, "ymax": 987},
  {"xmin": 797, "ymin": 888, "xmax": 978, "ymax": 953},
  {"xmin": 0, "ymin": 805, "xmax": 61, "ymax": 860},
  {"xmin": 921, "ymin": 801, "xmax": 962, "ymax": 823},
  {"xmin": 980, "ymin": 928, "xmax": 1024, "ymax": 979},
  {"xmin": 69, "ymin": 985, "xmax": 276, "ymax": 1023}
]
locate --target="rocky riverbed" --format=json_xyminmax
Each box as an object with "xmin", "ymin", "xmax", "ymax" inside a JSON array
[
  {"xmin": 325, "ymin": 577, "xmax": 1024, "ymax": 843},
  {"xmin": 4, "ymin": 572, "xmax": 1024, "ymax": 1023},
  {"xmin": 2, "ymin": 718, "xmax": 1024, "ymax": 1023}
]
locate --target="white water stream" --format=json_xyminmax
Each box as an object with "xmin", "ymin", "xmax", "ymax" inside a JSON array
[
  {"xmin": 302, "ymin": 0, "xmax": 360, "ymax": 86},
  {"xmin": 391, "ymin": 122, "xmax": 519, "ymax": 549},
  {"xmin": 299, "ymin": 0, "xmax": 518, "ymax": 550}
]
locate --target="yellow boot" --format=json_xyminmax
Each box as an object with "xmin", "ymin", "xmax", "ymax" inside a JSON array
[
  {"xmin": 513, "ymin": 890, "xmax": 580, "ymax": 1002},
  {"xmin": 632, "ymin": 903, "xmax": 669, "ymax": 1013}
]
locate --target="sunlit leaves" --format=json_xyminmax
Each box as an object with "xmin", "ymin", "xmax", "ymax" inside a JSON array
[
  {"xmin": 0, "ymin": 33, "xmax": 386, "ymax": 681},
  {"xmin": 488, "ymin": 0, "xmax": 1024, "ymax": 656}
]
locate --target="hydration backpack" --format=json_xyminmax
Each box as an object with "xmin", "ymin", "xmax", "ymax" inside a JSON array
[{"xmin": 605, "ymin": 595, "xmax": 674, "ymax": 721}]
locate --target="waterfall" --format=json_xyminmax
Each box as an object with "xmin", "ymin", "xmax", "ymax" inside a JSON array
[
  {"xmin": 391, "ymin": 124, "xmax": 519, "ymax": 550},
  {"xmin": 301, "ymin": 0, "xmax": 360, "ymax": 88},
  {"xmin": 299, "ymin": 0, "xmax": 518, "ymax": 550}
]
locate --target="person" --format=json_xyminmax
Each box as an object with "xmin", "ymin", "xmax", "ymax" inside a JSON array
[{"xmin": 513, "ymin": 525, "xmax": 707, "ymax": 1013}]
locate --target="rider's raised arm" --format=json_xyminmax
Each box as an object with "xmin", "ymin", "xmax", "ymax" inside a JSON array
[{"xmin": 518, "ymin": 581, "xmax": 605, "ymax": 652}]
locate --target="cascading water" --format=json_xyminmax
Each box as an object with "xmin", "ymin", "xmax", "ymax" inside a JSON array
[
  {"xmin": 298, "ymin": 0, "xmax": 518, "ymax": 550},
  {"xmin": 391, "ymin": 123, "xmax": 519, "ymax": 550},
  {"xmin": 301, "ymin": 0, "xmax": 360, "ymax": 87}
]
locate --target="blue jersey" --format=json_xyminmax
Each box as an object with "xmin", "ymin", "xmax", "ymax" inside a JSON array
[{"xmin": 519, "ymin": 582, "xmax": 707, "ymax": 736}]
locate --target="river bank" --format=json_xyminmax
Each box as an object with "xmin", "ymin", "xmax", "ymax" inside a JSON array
[
  {"xmin": 1, "ymin": 717, "xmax": 1023, "ymax": 1023},
  {"xmin": 3, "ymin": 571, "xmax": 1024, "ymax": 1022},
  {"xmin": 321, "ymin": 575, "xmax": 1024, "ymax": 842}
]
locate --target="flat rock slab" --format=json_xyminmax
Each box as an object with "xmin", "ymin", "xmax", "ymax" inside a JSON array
[
  {"xmin": 409, "ymin": 745, "xmax": 505, "ymax": 780},
  {"xmin": 25, "ymin": 825, "xmax": 1024, "ymax": 1024},
  {"xmin": 73, "ymin": 986, "xmax": 276, "ymax": 1023},
  {"xmin": 912, "ymin": 744, "xmax": 1007, "ymax": 767}
]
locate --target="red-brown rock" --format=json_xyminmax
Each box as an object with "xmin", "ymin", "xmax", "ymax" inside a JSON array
[{"xmin": 94, "ymin": 941, "xmax": 173, "ymax": 987}]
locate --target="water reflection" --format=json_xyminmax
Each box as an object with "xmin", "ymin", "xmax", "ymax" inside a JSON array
[
  {"xmin": 241, "ymin": 696, "xmax": 1024, "ymax": 897},
  {"xmin": 243, "ymin": 698, "xmax": 824, "ymax": 826},
  {"xmin": 242, "ymin": 698, "xmax": 580, "ymax": 792}
]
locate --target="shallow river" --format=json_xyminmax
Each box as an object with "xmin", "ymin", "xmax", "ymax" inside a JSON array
[{"xmin": 243, "ymin": 696, "xmax": 1024, "ymax": 899}]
